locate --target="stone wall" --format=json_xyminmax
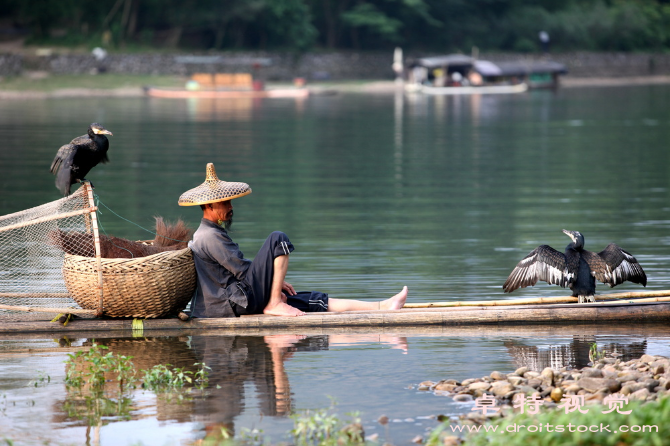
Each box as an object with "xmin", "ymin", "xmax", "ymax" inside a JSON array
[{"xmin": 2, "ymin": 50, "xmax": 670, "ymax": 79}]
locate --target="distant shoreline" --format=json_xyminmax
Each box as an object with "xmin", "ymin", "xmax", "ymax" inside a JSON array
[{"xmin": 1, "ymin": 75, "xmax": 670, "ymax": 98}]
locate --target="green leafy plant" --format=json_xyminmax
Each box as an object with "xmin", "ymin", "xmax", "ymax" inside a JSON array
[
  {"xmin": 589, "ymin": 342, "xmax": 607, "ymax": 363},
  {"xmin": 142, "ymin": 364, "xmax": 192, "ymax": 391},
  {"xmin": 28, "ymin": 371, "xmax": 51, "ymax": 388},
  {"xmin": 65, "ymin": 343, "xmax": 137, "ymax": 395},
  {"xmin": 290, "ymin": 402, "xmax": 364, "ymax": 446}
]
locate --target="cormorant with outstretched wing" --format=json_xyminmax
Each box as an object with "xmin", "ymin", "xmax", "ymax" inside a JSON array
[{"xmin": 503, "ymin": 230, "xmax": 647, "ymax": 303}]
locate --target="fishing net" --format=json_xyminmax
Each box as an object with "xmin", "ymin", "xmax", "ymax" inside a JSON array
[
  {"xmin": 0, "ymin": 182, "xmax": 196, "ymax": 322},
  {"xmin": 0, "ymin": 183, "xmax": 98, "ymax": 321}
]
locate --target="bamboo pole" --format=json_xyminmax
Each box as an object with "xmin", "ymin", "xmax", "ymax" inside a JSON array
[
  {"xmin": 403, "ymin": 290, "xmax": 670, "ymax": 308},
  {"xmin": 0, "ymin": 207, "xmax": 98, "ymax": 233},
  {"xmin": 83, "ymin": 182, "xmax": 104, "ymax": 317},
  {"xmin": 0, "ymin": 292, "xmax": 71, "ymax": 298},
  {"xmin": 0, "ymin": 303, "xmax": 95, "ymax": 315}
]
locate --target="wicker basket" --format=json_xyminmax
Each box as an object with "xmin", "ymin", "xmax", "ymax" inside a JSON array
[{"xmin": 62, "ymin": 247, "xmax": 196, "ymax": 318}]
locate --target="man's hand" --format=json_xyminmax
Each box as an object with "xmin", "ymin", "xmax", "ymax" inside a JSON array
[{"xmin": 282, "ymin": 281, "xmax": 296, "ymax": 296}]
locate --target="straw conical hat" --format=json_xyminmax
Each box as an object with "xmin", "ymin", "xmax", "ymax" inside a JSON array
[{"xmin": 178, "ymin": 163, "xmax": 251, "ymax": 206}]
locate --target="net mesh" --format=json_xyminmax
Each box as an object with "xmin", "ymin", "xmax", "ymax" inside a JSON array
[{"xmin": 0, "ymin": 184, "xmax": 96, "ymax": 321}]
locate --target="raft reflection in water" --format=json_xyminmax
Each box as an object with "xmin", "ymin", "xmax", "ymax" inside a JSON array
[{"xmin": 55, "ymin": 334, "xmax": 407, "ymax": 443}]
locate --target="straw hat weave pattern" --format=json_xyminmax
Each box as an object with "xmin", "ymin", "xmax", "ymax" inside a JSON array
[{"xmin": 178, "ymin": 163, "xmax": 251, "ymax": 206}]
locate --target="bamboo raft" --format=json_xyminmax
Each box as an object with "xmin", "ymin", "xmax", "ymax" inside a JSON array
[{"xmin": 2, "ymin": 290, "xmax": 670, "ymax": 334}]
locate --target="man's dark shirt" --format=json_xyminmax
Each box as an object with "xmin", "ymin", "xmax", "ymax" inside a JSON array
[{"xmin": 189, "ymin": 218, "xmax": 251, "ymax": 317}]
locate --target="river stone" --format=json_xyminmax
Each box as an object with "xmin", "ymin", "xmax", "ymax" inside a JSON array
[
  {"xmin": 507, "ymin": 375, "xmax": 525, "ymax": 386},
  {"xmin": 581, "ymin": 368, "xmax": 603, "ymax": 378},
  {"xmin": 643, "ymin": 379, "xmax": 660, "ymax": 391},
  {"xmin": 541, "ymin": 368, "xmax": 554, "ymax": 385},
  {"xmin": 577, "ymin": 377, "xmax": 620, "ymax": 393},
  {"xmin": 626, "ymin": 382, "xmax": 647, "ymax": 393},
  {"xmin": 491, "ymin": 382, "xmax": 515, "ymax": 397},
  {"xmin": 524, "ymin": 371, "xmax": 540, "ymax": 379},
  {"xmin": 453, "ymin": 394, "xmax": 473, "ymax": 402},
  {"xmin": 468, "ymin": 382, "xmax": 491, "ymax": 391},
  {"xmin": 550, "ymin": 387, "xmax": 564, "ymax": 402},
  {"xmin": 435, "ymin": 382, "xmax": 458, "ymax": 392},
  {"xmin": 602, "ymin": 369, "xmax": 618, "ymax": 380},
  {"xmin": 617, "ymin": 372, "xmax": 640, "ymax": 383},
  {"xmin": 630, "ymin": 388, "xmax": 650, "ymax": 401},
  {"xmin": 443, "ymin": 436, "xmax": 462, "ymax": 446},
  {"xmin": 565, "ymin": 384, "xmax": 582, "ymax": 393},
  {"xmin": 490, "ymin": 371, "xmax": 507, "ymax": 381},
  {"xmin": 515, "ymin": 367, "xmax": 528, "ymax": 376},
  {"xmin": 516, "ymin": 385, "xmax": 538, "ymax": 395},
  {"xmin": 461, "ymin": 378, "xmax": 477, "ymax": 386},
  {"xmin": 640, "ymin": 354, "xmax": 656, "ymax": 364},
  {"xmin": 527, "ymin": 378, "xmax": 543, "ymax": 389}
]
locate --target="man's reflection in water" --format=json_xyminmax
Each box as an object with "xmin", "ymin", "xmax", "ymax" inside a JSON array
[{"xmin": 189, "ymin": 334, "xmax": 407, "ymax": 441}]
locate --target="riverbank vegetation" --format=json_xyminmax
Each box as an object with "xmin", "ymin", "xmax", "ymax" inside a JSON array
[{"xmin": 2, "ymin": 1, "xmax": 670, "ymax": 54}]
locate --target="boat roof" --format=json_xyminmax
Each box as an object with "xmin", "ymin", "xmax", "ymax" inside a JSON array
[
  {"xmin": 414, "ymin": 54, "xmax": 568, "ymax": 76},
  {"xmin": 417, "ymin": 54, "xmax": 474, "ymax": 69},
  {"xmin": 493, "ymin": 60, "xmax": 568, "ymax": 76}
]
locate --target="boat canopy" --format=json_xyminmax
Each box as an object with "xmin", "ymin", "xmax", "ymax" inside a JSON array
[
  {"xmin": 417, "ymin": 54, "xmax": 474, "ymax": 69},
  {"xmin": 414, "ymin": 54, "xmax": 568, "ymax": 77}
]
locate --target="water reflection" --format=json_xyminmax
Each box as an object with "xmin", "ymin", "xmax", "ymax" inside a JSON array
[
  {"xmin": 1, "ymin": 327, "xmax": 669, "ymax": 444},
  {"xmin": 504, "ymin": 336, "xmax": 648, "ymax": 371}
]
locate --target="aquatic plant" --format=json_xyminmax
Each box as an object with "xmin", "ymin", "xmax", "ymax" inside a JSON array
[
  {"xmin": 589, "ymin": 342, "xmax": 607, "ymax": 363},
  {"xmin": 28, "ymin": 371, "xmax": 50, "ymax": 388},
  {"xmin": 142, "ymin": 364, "xmax": 192, "ymax": 391},
  {"xmin": 64, "ymin": 343, "xmax": 137, "ymax": 394},
  {"xmin": 290, "ymin": 406, "xmax": 364, "ymax": 446},
  {"xmin": 142, "ymin": 362, "xmax": 212, "ymax": 393}
]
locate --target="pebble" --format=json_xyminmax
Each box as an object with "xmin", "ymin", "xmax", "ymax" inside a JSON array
[
  {"xmin": 550, "ymin": 387, "xmax": 564, "ymax": 402},
  {"xmin": 490, "ymin": 371, "xmax": 507, "ymax": 380},
  {"xmin": 423, "ymin": 353, "xmax": 670, "ymax": 419}
]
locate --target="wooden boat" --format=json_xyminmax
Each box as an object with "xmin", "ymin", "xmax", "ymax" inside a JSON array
[
  {"xmin": 2, "ymin": 291, "xmax": 670, "ymax": 335},
  {"xmin": 143, "ymin": 85, "xmax": 310, "ymax": 99},
  {"xmin": 404, "ymin": 53, "xmax": 566, "ymax": 95}
]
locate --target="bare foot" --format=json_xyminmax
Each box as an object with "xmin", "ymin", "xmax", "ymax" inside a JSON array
[
  {"xmin": 380, "ymin": 286, "xmax": 408, "ymax": 310},
  {"xmin": 263, "ymin": 300, "xmax": 306, "ymax": 317}
]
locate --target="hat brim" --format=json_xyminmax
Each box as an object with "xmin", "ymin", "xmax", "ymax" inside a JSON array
[{"xmin": 178, "ymin": 188, "xmax": 252, "ymax": 206}]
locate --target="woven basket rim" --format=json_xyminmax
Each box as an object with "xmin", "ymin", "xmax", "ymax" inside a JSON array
[{"xmin": 63, "ymin": 246, "xmax": 192, "ymax": 264}]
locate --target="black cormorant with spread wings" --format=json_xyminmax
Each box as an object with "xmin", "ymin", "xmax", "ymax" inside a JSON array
[
  {"xmin": 50, "ymin": 123, "xmax": 113, "ymax": 196},
  {"xmin": 503, "ymin": 230, "xmax": 647, "ymax": 303}
]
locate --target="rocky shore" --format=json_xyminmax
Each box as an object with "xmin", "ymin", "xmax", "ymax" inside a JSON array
[{"xmin": 419, "ymin": 353, "xmax": 670, "ymax": 426}]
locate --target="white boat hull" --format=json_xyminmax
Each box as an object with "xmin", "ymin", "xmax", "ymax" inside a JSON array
[{"xmin": 406, "ymin": 82, "xmax": 528, "ymax": 95}]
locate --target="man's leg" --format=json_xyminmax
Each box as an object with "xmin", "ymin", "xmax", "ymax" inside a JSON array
[
  {"xmin": 326, "ymin": 286, "xmax": 408, "ymax": 312},
  {"xmin": 263, "ymin": 255, "xmax": 305, "ymax": 317}
]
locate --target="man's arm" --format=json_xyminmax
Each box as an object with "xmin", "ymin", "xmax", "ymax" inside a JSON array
[{"xmin": 203, "ymin": 232, "xmax": 251, "ymax": 280}]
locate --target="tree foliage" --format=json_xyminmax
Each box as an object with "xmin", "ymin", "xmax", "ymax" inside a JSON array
[{"xmin": 2, "ymin": 0, "xmax": 670, "ymax": 52}]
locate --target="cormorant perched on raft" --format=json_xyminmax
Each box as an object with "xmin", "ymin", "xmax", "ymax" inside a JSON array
[
  {"xmin": 49, "ymin": 123, "xmax": 113, "ymax": 196},
  {"xmin": 503, "ymin": 230, "xmax": 647, "ymax": 303}
]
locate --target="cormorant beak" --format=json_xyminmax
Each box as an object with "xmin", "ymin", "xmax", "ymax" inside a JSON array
[
  {"xmin": 93, "ymin": 128, "xmax": 113, "ymax": 136},
  {"xmin": 562, "ymin": 229, "xmax": 576, "ymax": 242}
]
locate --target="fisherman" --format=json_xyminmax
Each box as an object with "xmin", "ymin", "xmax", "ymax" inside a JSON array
[{"xmin": 179, "ymin": 163, "xmax": 408, "ymax": 318}]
